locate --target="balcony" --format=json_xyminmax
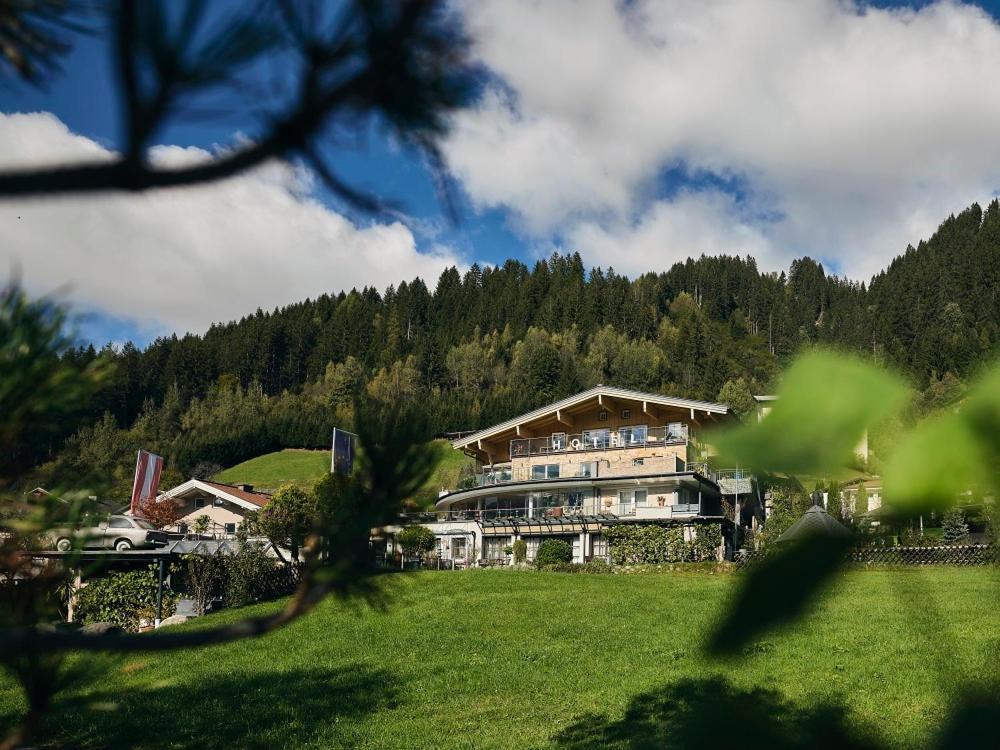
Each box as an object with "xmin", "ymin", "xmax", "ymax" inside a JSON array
[
  {"xmin": 510, "ymin": 423, "xmax": 689, "ymax": 459},
  {"xmin": 456, "ymin": 454, "xmax": 691, "ymax": 491},
  {"xmin": 401, "ymin": 500, "xmax": 705, "ymax": 525}
]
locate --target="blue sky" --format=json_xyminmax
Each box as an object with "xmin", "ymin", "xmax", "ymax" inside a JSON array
[{"xmin": 3, "ymin": 0, "xmax": 1000, "ymax": 346}]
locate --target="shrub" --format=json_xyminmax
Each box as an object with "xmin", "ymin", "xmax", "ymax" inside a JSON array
[
  {"xmin": 397, "ymin": 526, "xmax": 436, "ymax": 556},
  {"xmin": 512, "ymin": 539, "xmax": 527, "ymax": 563},
  {"xmin": 223, "ymin": 541, "xmax": 276, "ymax": 607},
  {"xmin": 136, "ymin": 496, "xmax": 183, "ymax": 530},
  {"xmin": 605, "ymin": 524, "xmax": 723, "ymax": 563},
  {"xmin": 76, "ymin": 566, "xmax": 177, "ymax": 632},
  {"xmin": 183, "ymin": 554, "xmax": 225, "ymax": 616},
  {"xmin": 535, "ymin": 538, "xmax": 572, "ymax": 567}
]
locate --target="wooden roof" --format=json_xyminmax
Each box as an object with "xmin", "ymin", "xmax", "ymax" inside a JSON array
[{"xmin": 452, "ymin": 385, "xmax": 734, "ymax": 451}]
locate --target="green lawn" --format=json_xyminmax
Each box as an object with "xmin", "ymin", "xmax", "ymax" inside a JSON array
[
  {"xmin": 2, "ymin": 568, "xmax": 997, "ymax": 749},
  {"xmin": 212, "ymin": 449, "xmax": 330, "ymax": 490}
]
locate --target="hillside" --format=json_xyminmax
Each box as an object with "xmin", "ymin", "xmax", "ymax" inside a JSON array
[
  {"xmin": 213, "ymin": 449, "xmax": 331, "ymax": 491},
  {"xmin": 35, "ymin": 201, "xmax": 1000, "ymax": 499},
  {"xmin": 212, "ymin": 441, "xmax": 472, "ymax": 507}
]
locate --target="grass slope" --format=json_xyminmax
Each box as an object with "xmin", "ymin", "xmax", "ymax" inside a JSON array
[
  {"xmin": 213, "ymin": 449, "xmax": 330, "ymax": 490},
  {"xmin": 410, "ymin": 438, "xmax": 473, "ymax": 508},
  {"xmin": 3, "ymin": 569, "xmax": 997, "ymax": 749},
  {"xmin": 211, "ymin": 440, "xmax": 471, "ymax": 504}
]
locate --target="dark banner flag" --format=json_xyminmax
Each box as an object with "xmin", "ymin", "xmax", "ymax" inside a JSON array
[
  {"xmin": 130, "ymin": 450, "xmax": 164, "ymax": 514},
  {"xmin": 331, "ymin": 428, "xmax": 357, "ymax": 475}
]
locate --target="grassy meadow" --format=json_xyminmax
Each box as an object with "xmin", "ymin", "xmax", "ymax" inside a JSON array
[
  {"xmin": 1, "ymin": 568, "xmax": 997, "ymax": 749},
  {"xmin": 212, "ymin": 449, "xmax": 331, "ymax": 490},
  {"xmin": 212, "ymin": 439, "xmax": 471, "ymax": 507}
]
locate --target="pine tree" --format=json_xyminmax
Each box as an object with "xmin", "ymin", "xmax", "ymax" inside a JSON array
[{"xmin": 940, "ymin": 509, "xmax": 969, "ymax": 545}]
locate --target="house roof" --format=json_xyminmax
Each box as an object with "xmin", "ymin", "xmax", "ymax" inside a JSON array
[
  {"xmin": 777, "ymin": 504, "xmax": 853, "ymax": 543},
  {"xmin": 161, "ymin": 479, "xmax": 272, "ymax": 510},
  {"xmin": 452, "ymin": 385, "xmax": 734, "ymax": 450}
]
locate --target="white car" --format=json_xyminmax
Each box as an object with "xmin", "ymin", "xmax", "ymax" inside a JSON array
[{"xmin": 49, "ymin": 515, "xmax": 169, "ymax": 552}]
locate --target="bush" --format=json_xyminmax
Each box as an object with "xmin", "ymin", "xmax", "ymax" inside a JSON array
[
  {"xmin": 183, "ymin": 554, "xmax": 225, "ymax": 615},
  {"xmin": 535, "ymin": 538, "xmax": 572, "ymax": 567},
  {"xmin": 538, "ymin": 560, "xmax": 613, "ymax": 574},
  {"xmin": 605, "ymin": 524, "xmax": 723, "ymax": 564},
  {"xmin": 76, "ymin": 566, "xmax": 177, "ymax": 632},
  {"xmin": 223, "ymin": 541, "xmax": 277, "ymax": 607},
  {"xmin": 512, "ymin": 539, "xmax": 527, "ymax": 563},
  {"xmin": 397, "ymin": 525, "xmax": 436, "ymax": 556}
]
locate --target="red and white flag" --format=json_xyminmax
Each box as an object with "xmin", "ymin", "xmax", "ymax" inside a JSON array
[{"xmin": 130, "ymin": 450, "xmax": 164, "ymax": 515}]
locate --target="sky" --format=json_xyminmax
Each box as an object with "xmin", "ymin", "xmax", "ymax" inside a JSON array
[{"xmin": 3, "ymin": 0, "xmax": 1000, "ymax": 346}]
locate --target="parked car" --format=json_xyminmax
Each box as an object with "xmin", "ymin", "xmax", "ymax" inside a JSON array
[{"xmin": 49, "ymin": 515, "xmax": 169, "ymax": 552}]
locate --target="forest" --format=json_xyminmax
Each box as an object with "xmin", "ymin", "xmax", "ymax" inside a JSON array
[{"xmin": 20, "ymin": 200, "xmax": 1000, "ymax": 501}]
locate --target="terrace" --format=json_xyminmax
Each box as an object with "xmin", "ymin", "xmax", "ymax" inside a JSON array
[
  {"xmin": 456, "ymin": 453, "xmax": 690, "ymax": 490},
  {"xmin": 509, "ymin": 423, "xmax": 689, "ymax": 458},
  {"xmin": 402, "ymin": 498, "xmax": 707, "ymax": 525}
]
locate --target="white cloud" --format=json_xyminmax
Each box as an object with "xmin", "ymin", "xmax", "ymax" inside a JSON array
[
  {"xmin": 567, "ymin": 191, "xmax": 775, "ymax": 277},
  {"xmin": 0, "ymin": 112, "xmax": 464, "ymax": 335},
  {"xmin": 447, "ymin": 0, "xmax": 1000, "ymax": 279}
]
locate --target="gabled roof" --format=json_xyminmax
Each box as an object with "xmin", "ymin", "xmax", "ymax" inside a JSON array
[
  {"xmin": 777, "ymin": 504, "xmax": 853, "ymax": 543},
  {"xmin": 452, "ymin": 385, "xmax": 734, "ymax": 450},
  {"xmin": 161, "ymin": 479, "xmax": 272, "ymax": 510}
]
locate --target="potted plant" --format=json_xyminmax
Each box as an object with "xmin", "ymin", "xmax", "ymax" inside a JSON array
[{"xmin": 657, "ymin": 495, "xmax": 667, "ymax": 507}]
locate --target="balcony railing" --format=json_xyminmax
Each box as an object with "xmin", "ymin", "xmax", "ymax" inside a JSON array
[
  {"xmin": 457, "ymin": 455, "xmax": 686, "ymax": 491},
  {"xmin": 401, "ymin": 501, "xmax": 704, "ymax": 524},
  {"xmin": 510, "ymin": 424, "xmax": 688, "ymax": 459}
]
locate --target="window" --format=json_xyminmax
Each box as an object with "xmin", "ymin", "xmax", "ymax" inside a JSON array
[
  {"xmin": 617, "ymin": 489, "xmax": 647, "ymax": 514},
  {"xmin": 523, "ymin": 536, "xmax": 541, "ymax": 560},
  {"xmin": 531, "ymin": 464, "xmax": 560, "ymax": 480},
  {"xmin": 109, "ymin": 517, "xmax": 132, "ymax": 528},
  {"xmin": 592, "ymin": 534, "xmax": 608, "ymax": 560},
  {"xmin": 620, "ymin": 424, "xmax": 648, "ymax": 444},
  {"xmin": 632, "ymin": 458, "xmax": 644, "ymax": 466},
  {"xmin": 194, "ymin": 497, "xmax": 206, "ymax": 509},
  {"xmin": 551, "ymin": 432, "xmax": 566, "ymax": 450},
  {"xmin": 451, "ymin": 537, "xmax": 467, "ymax": 560},
  {"xmin": 621, "ymin": 408, "xmax": 631, "ymax": 419},
  {"xmin": 224, "ymin": 522, "xmax": 237, "ymax": 535},
  {"xmin": 598, "ymin": 410, "xmax": 608, "ymax": 421},
  {"xmin": 484, "ymin": 537, "xmax": 507, "ymax": 559},
  {"xmin": 582, "ymin": 429, "xmax": 610, "ymax": 449}
]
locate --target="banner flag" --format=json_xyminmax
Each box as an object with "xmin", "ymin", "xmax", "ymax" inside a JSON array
[{"xmin": 130, "ymin": 450, "xmax": 164, "ymax": 515}]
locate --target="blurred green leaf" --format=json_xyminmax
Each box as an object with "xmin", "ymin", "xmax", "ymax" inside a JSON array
[
  {"xmin": 714, "ymin": 350, "xmax": 908, "ymax": 474},
  {"xmin": 882, "ymin": 412, "xmax": 987, "ymax": 514},
  {"xmin": 962, "ymin": 362, "xmax": 1000, "ymax": 469},
  {"xmin": 707, "ymin": 535, "xmax": 852, "ymax": 657}
]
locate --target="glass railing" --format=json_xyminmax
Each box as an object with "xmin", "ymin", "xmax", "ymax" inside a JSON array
[
  {"xmin": 400, "ymin": 501, "xmax": 705, "ymax": 524},
  {"xmin": 510, "ymin": 424, "xmax": 689, "ymax": 458}
]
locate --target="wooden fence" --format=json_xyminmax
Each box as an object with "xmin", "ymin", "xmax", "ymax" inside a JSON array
[{"xmin": 733, "ymin": 543, "xmax": 998, "ymax": 570}]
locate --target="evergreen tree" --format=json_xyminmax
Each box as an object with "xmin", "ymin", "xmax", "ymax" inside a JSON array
[{"xmin": 940, "ymin": 509, "xmax": 969, "ymax": 545}]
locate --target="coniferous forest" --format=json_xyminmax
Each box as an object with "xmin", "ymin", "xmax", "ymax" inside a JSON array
[{"xmin": 23, "ymin": 201, "xmax": 1000, "ymax": 499}]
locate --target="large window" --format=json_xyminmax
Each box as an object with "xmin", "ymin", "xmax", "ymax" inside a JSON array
[
  {"xmin": 531, "ymin": 464, "xmax": 560, "ymax": 480},
  {"xmin": 618, "ymin": 489, "xmax": 647, "ymax": 514},
  {"xmin": 582, "ymin": 429, "xmax": 610, "ymax": 449},
  {"xmin": 484, "ymin": 537, "xmax": 507, "ymax": 560},
  {"xmin": 618, "ymin": 425, "xmax": 648, "ymax": 445}
]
